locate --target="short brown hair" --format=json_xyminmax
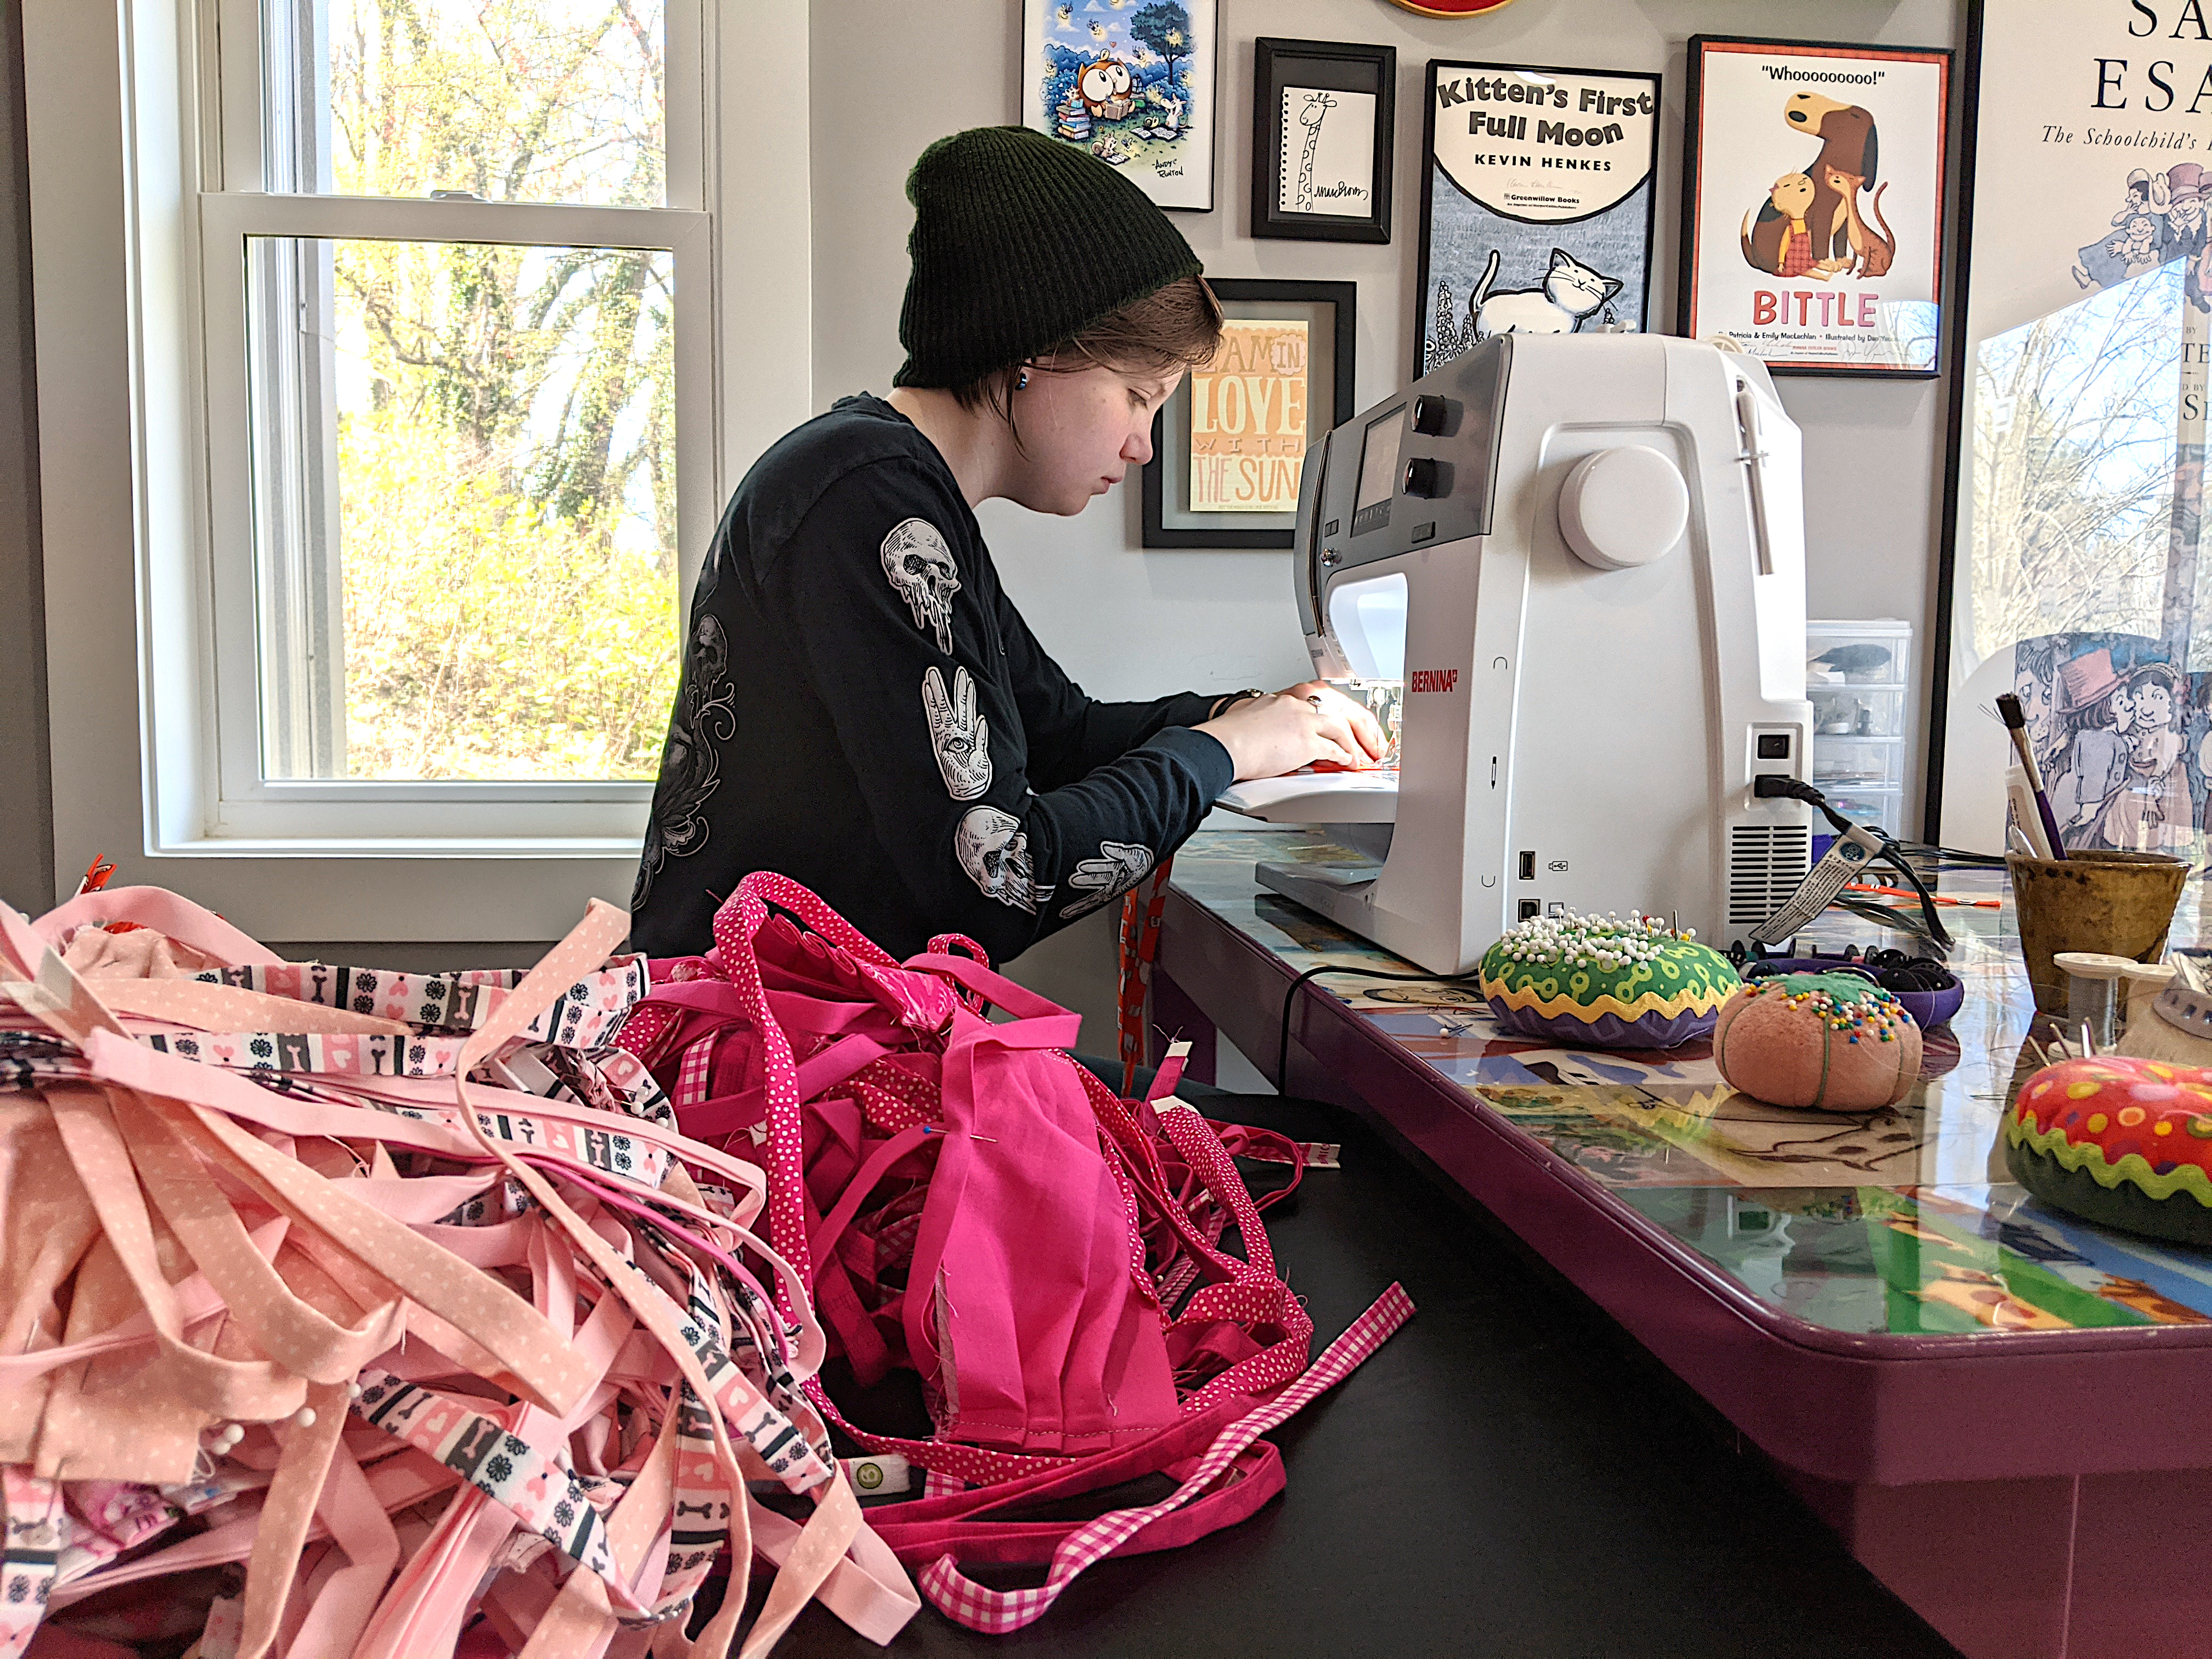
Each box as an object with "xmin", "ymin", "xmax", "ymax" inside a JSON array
[{"xmin": 950, "ymin": 275, "xmax": 1224, "ymax": 440}]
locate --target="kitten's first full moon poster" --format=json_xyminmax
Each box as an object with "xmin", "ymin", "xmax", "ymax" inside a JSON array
[
  {"xmin": 1680, "ymin": 37, "xmax": 1951, "ymax": 375},
  {"xmin": 1415, "ymin": 59, "xmax": 1660, "ymax": 377}
]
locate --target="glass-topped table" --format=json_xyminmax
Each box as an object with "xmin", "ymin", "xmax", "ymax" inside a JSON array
[{"xmin": 1153, "ymin": 828, "xmax": 2212, "ymax": 1659}]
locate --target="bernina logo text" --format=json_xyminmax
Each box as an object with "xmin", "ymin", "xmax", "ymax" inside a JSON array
[{"xmin": 1408, "ymin": 669, "xmax": 1460, "ymax": 693}]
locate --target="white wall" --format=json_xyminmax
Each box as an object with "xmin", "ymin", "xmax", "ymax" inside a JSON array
[{"xmin": 810, "ymin": 0, "xmax": 1963, "ymax": 1044}]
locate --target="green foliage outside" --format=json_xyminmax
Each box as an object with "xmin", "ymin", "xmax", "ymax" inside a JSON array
[{"xmin": 326, "ymin": 0, "xmax": 676, "ymax": 780}]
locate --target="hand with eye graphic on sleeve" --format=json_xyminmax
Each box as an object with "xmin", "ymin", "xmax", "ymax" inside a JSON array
[{"xmin": 922, "ymin": 664, "xmax": 993, "ymax": 800}]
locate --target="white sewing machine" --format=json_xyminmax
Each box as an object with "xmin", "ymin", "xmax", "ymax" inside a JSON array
[{"xmin": 1219, "ymin": 334, "xmax": 1816, "ymax": 975}]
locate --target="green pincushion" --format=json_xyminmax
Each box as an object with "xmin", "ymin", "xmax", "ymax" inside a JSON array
[{"xmin": 1479, "ymin": 911, "xmax": 1741, "ymax": 1048}]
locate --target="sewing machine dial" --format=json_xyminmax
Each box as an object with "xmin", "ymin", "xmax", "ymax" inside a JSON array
[{"xmin": 1556, "ymin": 444, "xmax": 1690, "ymax": 571}]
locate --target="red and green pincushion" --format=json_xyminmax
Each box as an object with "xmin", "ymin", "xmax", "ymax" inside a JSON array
[
  {"xmin": 2007, "ymin": 1057, "xmax": 2212, "ymax": 1246},
  {"xmin": 1478, "ymin": 911, "xmax": 1740, "ymax": 1048}
]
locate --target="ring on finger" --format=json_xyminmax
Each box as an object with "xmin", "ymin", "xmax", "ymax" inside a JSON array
[{"xmin": 1306, "ymin": 694, "xmax": 1324, "ymax": 709}]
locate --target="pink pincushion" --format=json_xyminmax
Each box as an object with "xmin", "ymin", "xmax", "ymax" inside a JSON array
[{"xmin": 1712, "ymin": 972, "xmax": 1922, "ymax": 1112}]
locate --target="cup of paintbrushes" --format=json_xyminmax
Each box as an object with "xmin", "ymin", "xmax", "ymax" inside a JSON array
[{"xmin": 2008, "ymin": 849, "xmax": 2188, "ymax": 1013}]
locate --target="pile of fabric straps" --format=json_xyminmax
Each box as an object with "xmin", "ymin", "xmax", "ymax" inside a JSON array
[
  {"xmin": 0, "ymin": 874, "xmax": 1409, "ymax": 1658},
  {"xmin": 0, "ymin": 883, "xmax": 915, "ymax": 1658}
]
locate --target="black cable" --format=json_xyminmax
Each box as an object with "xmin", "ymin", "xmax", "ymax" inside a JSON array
[
  {"xmin": 1276, "ymin": 964, "xmax": 1482, "ymax": 1092},
  {"xmin": 1754, "ymin": 775, "xmax": 1954, "ymax": 951},
  {"xmin": 1892, "ymin": 839, "xmax": 2006, "ymax": 868}
]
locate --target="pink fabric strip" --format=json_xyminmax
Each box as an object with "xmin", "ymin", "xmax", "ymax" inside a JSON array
[{"xmin": 916, "ymin": 1284, "xmax": 1414, "ymax": 1632}]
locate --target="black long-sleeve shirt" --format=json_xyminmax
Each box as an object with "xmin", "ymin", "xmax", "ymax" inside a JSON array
[{"xmin": 630, "ymin": 394, "xmax": 1235, "ymax": 962}]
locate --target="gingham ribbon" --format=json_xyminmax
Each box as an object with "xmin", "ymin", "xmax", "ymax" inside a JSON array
[{"xmin": 917, "ymin": 1283, "xmax": 1413, "ymax": 1633}]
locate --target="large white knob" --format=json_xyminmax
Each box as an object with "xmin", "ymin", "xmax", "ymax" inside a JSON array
[{"xmin": 1557, "ymin": 445, "xmax": 1689, "ymax": 571}]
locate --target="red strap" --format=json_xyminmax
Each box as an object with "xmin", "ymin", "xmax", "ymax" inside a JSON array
[{"xmin": 1115, "ymin": 863, "xmax": 1172, "ymax": 1095}]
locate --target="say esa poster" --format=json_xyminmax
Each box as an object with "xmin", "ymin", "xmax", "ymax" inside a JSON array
[
  {"xmin": 1680, "ymin": 37, "xmax": 1951, "ymax": 375},
  {"xmin": 1936, "ymin": 1, "xmax": 2212, "ymax": 853}
]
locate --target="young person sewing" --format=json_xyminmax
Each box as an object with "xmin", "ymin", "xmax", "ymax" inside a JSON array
[{"xmin": 630, "ymin": 126, "xmax": 1383, "ymax": 960}]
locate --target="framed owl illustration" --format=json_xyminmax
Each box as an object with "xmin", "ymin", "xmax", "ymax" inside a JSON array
[{"xmin": 1020, "ymin": 0, "xmax": 1220, "ymax": 212}]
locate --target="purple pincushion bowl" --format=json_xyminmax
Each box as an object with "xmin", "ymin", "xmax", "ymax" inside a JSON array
[
  {"xmin": 1743, "ymin": 957, "xmax": 1962, "ymax": 1031},
  {"xmin": 1487, "ymin": 998, "xmax": 1722, "ymax": 1050}
]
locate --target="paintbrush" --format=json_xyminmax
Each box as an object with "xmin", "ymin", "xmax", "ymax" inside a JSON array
[{"xmin": 1995, "ymin": 692, "xmax": 2067, "ymax": 860}]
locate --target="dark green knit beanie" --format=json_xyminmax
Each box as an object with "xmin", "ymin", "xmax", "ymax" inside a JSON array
[{"xmin": 894, "ymin": 126, "xmax": 1204, "ymax": 390}]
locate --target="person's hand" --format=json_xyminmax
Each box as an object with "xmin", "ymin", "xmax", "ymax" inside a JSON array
[
  {"xmin": 1282, "ymin": 680, "xmax": 1387, "ymax": 761},
  {"xmin": 1197, "ymin": 682, "xmax": 1385, "ymax": 782}
]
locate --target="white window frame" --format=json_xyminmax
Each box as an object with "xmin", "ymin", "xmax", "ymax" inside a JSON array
[{"xmin": 23, "ymin": 0, "xmax": 812, "ymax": 939}]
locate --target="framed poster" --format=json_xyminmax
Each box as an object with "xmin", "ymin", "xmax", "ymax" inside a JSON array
[
  {"xmin": 1679, "ymin": 36, "xmax": 1951, "ymax": 377},
  {"xmin": 1020, "ymin": 0, "xmax": 1218, "ymax": 212},
  {"xmin": 1931, "ymin": 2, "xmax": 2212, "ymax": 852},
  {"xmin": 1142, "ymin": 279, "xmax": 1355, "ymax": 549},
  {"xmin": 1251, "ymin": 38, "xmax": 1395, "ymax": 243},
  {"xmin": 1415, "ymin": 59, "xmax": 1660, "ymax": 377}
]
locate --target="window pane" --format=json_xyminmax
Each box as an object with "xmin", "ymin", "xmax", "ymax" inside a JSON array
[
  {"xmin": 268, "ymin": 0, "xmax": 666, "ymax": 205},
  {"xmin": 248, "ymin": 236, "xmax": 679, "ymax": 781}
]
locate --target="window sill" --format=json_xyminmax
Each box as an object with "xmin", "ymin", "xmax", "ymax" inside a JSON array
[{"xmin": 152, "ymin": 835, "xmax": 646, "ymax": 859}]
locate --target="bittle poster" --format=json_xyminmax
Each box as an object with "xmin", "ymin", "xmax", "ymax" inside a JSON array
[
  {"xmin": 1416, "ymin": 60, "xmax": 1660, "ymax": 376},
  {"xmin": 1188, "ymin": 319, "xmax": 1308, "ymax": 512},
  {"xmin": 1680, "ymin": 37, "xmax": 1951, "ymax": 375},
  {"xmin": 1937, "ymin": 1, "xmax": 2212, "ymax": 854}
]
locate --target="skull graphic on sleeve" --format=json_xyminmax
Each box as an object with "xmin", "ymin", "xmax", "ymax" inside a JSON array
[
  {"xmin": 879, "ymin": 518, "xmax": 962, "ymax": 655},
  {"xmin": 955, "ymin": 806, "xmax": 1049, "ymax": 913}
]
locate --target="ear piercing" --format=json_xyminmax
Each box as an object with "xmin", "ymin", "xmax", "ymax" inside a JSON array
[{"xmin": 1017, "ymin": 369, "xmax": 1030, "ymax": 391}]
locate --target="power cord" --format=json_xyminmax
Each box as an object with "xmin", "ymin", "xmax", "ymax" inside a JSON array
[
  {"xmin": 1751, "ymin": 775, "xmax": 1954, "ymax": 951},
  {"xmin": 1275, "ymin": 963, "xmax": 1482, "ymax": 1091}
]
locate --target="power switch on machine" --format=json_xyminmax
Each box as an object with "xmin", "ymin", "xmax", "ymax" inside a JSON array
[{"xmin": 1757, "ymin": 733, "xmax": 1792, "ymax": 760}]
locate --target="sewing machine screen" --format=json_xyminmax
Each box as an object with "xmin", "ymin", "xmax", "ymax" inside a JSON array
[{"xmin": 1351, "ymin": 405, "xmax": 1404, "ymax": 537}]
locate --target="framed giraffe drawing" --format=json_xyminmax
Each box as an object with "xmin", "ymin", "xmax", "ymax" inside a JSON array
[{"xmin": 1251, "ymin": 39, "xmax": 1395, "ymax": 244}]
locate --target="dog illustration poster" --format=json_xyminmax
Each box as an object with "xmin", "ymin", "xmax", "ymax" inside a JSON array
[
  {"xmin": 1021, "ymin": 0, "xmax": 1218, "ymax": 212},
  {"xmin": 1415, "ymin": 60, "xmax": 1660, "ymax": 376},
  {"xmin": 1187, "ymin": 318, "xmax": 1308, "ymax": 512},
  {"xmin": 1680, "ymin": 38, "xmax": 1951, "ymax": 375}
]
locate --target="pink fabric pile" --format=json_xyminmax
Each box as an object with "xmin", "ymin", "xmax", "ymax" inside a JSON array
[{"xmin": 0, "ymin": 884, "xmax": 918, "ymax": 1659}]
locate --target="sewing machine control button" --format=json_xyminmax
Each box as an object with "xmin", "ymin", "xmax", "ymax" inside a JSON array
[
  {"xmin": 1320, "ymin": 549, "xmax": 1341, "ymax": 567},
  {"xmin": 1412, "ymin": 396, "xmax": 1452, "ymax": 436},
  {"xmin": 1411, "ymin": 522, "xmax": 1436, "ymax": 544},
  {"xmin": 1403, "ymin": 456, "xmax": 1442, "ymax": 498}
]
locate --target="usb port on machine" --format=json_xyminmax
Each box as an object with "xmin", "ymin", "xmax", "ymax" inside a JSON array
[{"xmin": 1517, "ymin": 850, "xmax": 1536, "ymax": 881}]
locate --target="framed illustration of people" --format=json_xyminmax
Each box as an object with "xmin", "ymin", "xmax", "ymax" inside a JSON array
[{"xmin": 2011, "ymin": 635, "xmax": 2202, "ymax": 856}]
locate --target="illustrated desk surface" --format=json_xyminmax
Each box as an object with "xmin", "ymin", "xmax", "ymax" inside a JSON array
[{"xmin": 1152, "ymin": 828, "xmax": 2212, "ymax": 1659}]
